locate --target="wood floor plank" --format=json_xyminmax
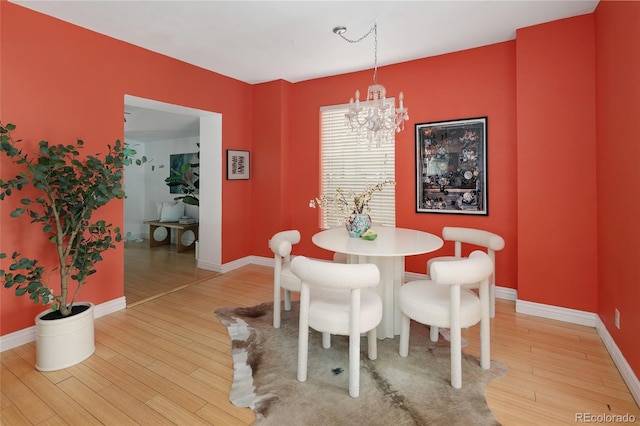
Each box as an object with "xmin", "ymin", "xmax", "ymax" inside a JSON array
[
  {"xmin": 0, "ymin": 365, "xmax": 54, "ymax": 424},
  {"xmin": 1, "ymin": 348, "xmax": 34, "ymax": 378},
  {"xmin": 0, "ymin": 390, "xmax": 12, "ymax": 410},
  {"xmin": 97, "ymin": 383, "xmax": 174, "ymax": 426},
  {"xmin": 56, "ymin": 377, "xmax": 133, "ymax": 424},
  {"xmin": 146, "ymin": 360, "xmax": 232, "ymax": 407},
  {"xmin": 145, "ymin": 394, "xmax": 211, "ymax": 426},
  {"xmin": 17, "ymin": 369, "xmax": 101, "ymax": 424},
  {"xmin": 1, "ymin": 404, "xmax": 32, "ymax": 426},
  {"xmin": 104, "ymin": 354, "xmax": 208, "ymax": 413},
  {"xmin": 196, "ymin": 401, "xmax": 254, "ymax": 426},
  {"xmin": 80, "ymin": 353, "xmax": 159, "ymax": 402},
  {"xmin": 190, "ymin": 367, "xmax": 234, "ymax": 396}
]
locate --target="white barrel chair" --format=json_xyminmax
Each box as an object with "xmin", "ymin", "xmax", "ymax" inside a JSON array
[
  {"xmin": 268, "ymin": 230, "xmax": 302, "ymax": 328},
  {"xmin": 427, "ymin": 226, "xmax": 505, "ymax": 318},
  {"xmin": 399, "ymin": 251, "xmax": 494, "ymax": 389},
  {"xmin": 291, "ymin": 256, "xmax": 382, "ymax": 398}
]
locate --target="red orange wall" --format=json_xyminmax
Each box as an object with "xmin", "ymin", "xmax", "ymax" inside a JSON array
[
  {"xmin": 516, "ymin": 14, "xmax": 598, "ymax": 312},
  {"xmin": 0, "ymin": 1, "xmax": 253, "ymax": 334},
  {"xmin": 250, "ymin": 80, "xmax": 295, "ymax": 254},
  {"xmin": 272, "ymin": 42, "xmax": 519, "ymax": 287},
  {"xmin": 594, "ymin": 0, "xmax": 640, "ymax": 375}
]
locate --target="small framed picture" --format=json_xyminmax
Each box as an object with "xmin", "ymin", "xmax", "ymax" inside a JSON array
[{"xmin": 226, "ymin": 149, "xmax": 250, "ymax": 180}]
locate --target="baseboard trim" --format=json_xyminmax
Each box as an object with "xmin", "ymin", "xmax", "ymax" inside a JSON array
[
  {"xmin": 494, "ymin": 286, "xmax": 517, "ymax": 301},
  {"xmin": 248, "ymin": 255, "xmax": 273, "ymax": 268},
  {"xmin": 220, "ymin": 256, "xmax": 253, "ymax": 273},
  {"xmin": 196, "ymin": 259, "xmax": 223, "ymax": 273},
  {"xmin": 197, "ymin": 255, "xmax": 272, "ymax": 274},
  {"xmin": 515, "ymin": 299, "xmax": 598, "ymax": 327},
  {"xmin": 404, "ymin": 271, "xmax": 518, "ymax": 302},
  {"xmin": 0, "ymin": 327, "xmax": 35, "ymax": 353},
  {"xmin": 595, "ymin": 317, "xmax": 640, "ymax": 407},
  {"xmin": 94, "ymin": 297, "xmax": 127, "ymax": 319},
  {"xmin": 0, "ymin": 297, "xmax": 126, "ymax": 352}
]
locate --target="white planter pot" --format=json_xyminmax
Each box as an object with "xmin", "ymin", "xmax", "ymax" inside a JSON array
[{"xmin": 34, "ymin": 302, "xmax": 95, "ymax": 371}]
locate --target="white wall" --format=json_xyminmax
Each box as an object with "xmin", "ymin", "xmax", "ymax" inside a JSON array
[
  {"xmin": 123, "ymin": 141, "xmax": 147, "ymax": 239},
  {"xmin": 124, "ymin": 136, "xmax": 200, "ymax": 240}
]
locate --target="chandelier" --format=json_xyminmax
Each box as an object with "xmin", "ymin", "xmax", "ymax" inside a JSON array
[{"xmin": 334, "ymin": 23, "xmax": 409, "ymax": 147}]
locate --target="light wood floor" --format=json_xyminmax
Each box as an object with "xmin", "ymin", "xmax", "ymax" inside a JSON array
[
  {"xmin": 2, "ymin": 247, "xmax": 639, "ymax": 425},
  {"xmin": 124, "ymin": 240, "xmax": 220, "ymax": 306}
]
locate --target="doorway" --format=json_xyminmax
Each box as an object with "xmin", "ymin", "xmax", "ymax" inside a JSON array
[{"xmin": 123, "ymin": 95, "xmax": 222, "ymax": 304}]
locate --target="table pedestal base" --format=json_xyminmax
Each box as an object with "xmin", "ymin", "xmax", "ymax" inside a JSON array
[{"xmin": 348, "ymin": 254, "xmax": 405, "ymax": 340}]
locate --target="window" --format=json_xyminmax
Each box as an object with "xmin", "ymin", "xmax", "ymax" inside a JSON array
[{"xmin": 318, "ymin": 103, "xmax": 396, "ymax": 229}]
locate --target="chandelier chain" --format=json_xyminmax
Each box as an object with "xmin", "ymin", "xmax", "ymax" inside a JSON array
[{"xmin": 336, "ymin": 23, "xmax": 378, "ymax": 84}]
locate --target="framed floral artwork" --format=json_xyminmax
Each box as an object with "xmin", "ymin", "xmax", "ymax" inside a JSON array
[
  {"xmin": 226, "ymin": 149, "xmax": 250, "ymax": 180},
  {"xmin": 415, "ymin": 117, "xmax": 487, "ymax": 215}
]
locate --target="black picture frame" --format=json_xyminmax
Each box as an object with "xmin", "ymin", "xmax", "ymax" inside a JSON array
[
  {"xmin": 415, "ymin": 117, "xmax": 488, "ymax": 215},
  {"xmin": 226, "ymin": 149, "xmax": 250, "ymax": 180}
]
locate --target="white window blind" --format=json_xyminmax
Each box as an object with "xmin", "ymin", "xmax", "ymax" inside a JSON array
[{"xmin": 319, "ymin": 103, "xmax": 396, "ymax": 229}]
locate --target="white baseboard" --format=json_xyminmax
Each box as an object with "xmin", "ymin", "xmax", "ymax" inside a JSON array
[
  {"xmin": 248, "ymin": 255, "xmax": 273, "ymax": 268},
  {"xmin": 515, "ymin": 299, "xmax": 598, "ymax": 327},
  {"xmin": 197, "ymin": 255, "xmax": 270, "ymax": 274},
  {"xmin": 0, "ymin": 326, "xmax": 35, "ymax": 353},
  {"xmin": 404, "ymin": 271, "xmax": 518, "ymax": 302},
  {"xmin": 0, "ymin": 297, "xmax": 126, "ymax": 353},
  {"xmin": 196, "ymin": 259, "xmax": 223, "ymax": 273},
  {"xmin": 595, "ymin": 317, "xmax": 640, "ymax": 407},
  {"xmin": 494, "ymin": 286, "xmax": 517, "ymax": 301},
  {"xmin": 219, "ymin": 256, "xmax": 252, "ymax": 273},
  {"xmin": 94, "ymin": 297, "xmax": 126, "ymax": 319}
]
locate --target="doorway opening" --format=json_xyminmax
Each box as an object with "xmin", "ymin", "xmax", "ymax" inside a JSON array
[{"xmin": 123, "ymin": 95, "xmax": 222, "ymax": 305}]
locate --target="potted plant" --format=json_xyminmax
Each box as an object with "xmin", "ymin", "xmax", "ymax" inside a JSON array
[
  {"xmin": 0, "ymin": 122, "xmax": 145, "ymax": 370},
  {"xmin": 309, "ymin": 180, "xmax": 395, "ymax": 237}
]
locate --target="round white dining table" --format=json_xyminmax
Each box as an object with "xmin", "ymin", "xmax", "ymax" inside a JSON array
[{"xmin": 312, "ymin": 226, "xmax": 444, "ymax": 339}]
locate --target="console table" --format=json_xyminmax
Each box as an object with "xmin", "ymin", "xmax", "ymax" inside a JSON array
[{"xmin": 145, "ymin": 221, "xmax": 199, "ymax": 253}]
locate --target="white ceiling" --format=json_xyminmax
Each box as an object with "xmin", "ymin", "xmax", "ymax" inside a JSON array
[
  {"xmin": 12, "ymin": 0, "xmax": 598, "ymax": 84},
  {"xmin": 123, "ymin": 105, "xmax": 201, "ymax": 142},
  {"xmin": 12, "ymin": 0, "xmax": 598, "ymax": 141}
]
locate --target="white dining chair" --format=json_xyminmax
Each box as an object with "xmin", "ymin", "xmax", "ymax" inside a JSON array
[
  {"xmin": 399, "ymin": 251, "xmax": 494, "ymax": 389},
  {"xmin": 268, "ymin": 230, "xmax": 302, "ymax": 328},
  {"xmin": 290, "ymin": 256, "xmax": 382, "ymax": 398},
  {"xmin": 427, "ymin": 226, "xmax": 504, "ymax": 318}
]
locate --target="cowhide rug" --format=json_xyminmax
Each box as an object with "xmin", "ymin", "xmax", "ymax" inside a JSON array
[{"xmin": 215, "ymin": 302, "xmax": 506, "ymax": 425}]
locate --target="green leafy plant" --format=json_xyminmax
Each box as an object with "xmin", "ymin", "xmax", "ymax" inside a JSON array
[
  {"xmin": 0, "ymin": 122, "xmax": 145, "ymax": 317},
  {"xmin": 165, "ymin": 145, "xmax": 199, "ymax": 206}
]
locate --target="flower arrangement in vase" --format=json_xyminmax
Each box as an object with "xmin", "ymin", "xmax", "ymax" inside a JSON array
[{"xmin": 309, "ymin": 180, "xmax": 395, "ymax": 237}]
